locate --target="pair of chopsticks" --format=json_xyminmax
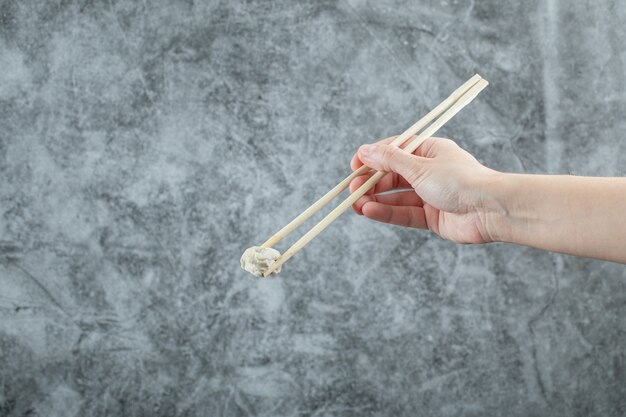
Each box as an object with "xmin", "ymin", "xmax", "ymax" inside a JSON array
[{"xmin": 262, "ymin": 74, "xmax": 489, "ymax": 276}]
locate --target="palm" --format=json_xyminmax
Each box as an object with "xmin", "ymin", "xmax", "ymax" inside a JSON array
[{"xmin": 424, "ymin": 205, "xmax": 489, "ymax": 244}]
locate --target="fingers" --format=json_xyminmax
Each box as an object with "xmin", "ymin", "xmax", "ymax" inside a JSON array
[
  {"xmin": 353, "ymin": 136, "xmax": 457, "ymax": 171},
  {"xmin": 414, "ymin": 137, "xmax": 460, "ymax": 158},
  {"xmin": 361, "ymin": 202, "xmax": 428, "ymax": 229},
  {"xmin": 351, "ymin": 194, "xmax": 376, "ymax": 215},
  {"xmin": 351, "ymin": 189, "xmax": 423, "ymax": 215},
  {"xmin": 349, "ymin": 172, "xmax": 412, "ymax": 195},
  {"xmin": 351, "ymin": 136, "xmax": 400, "ymax": 171},
  {"xmin": 357, "ymin": 144, "xmax": 429, "ymax": 186},
  {"xmin": 350, "ymin": 152, "xmax": 363, "ymax": 171},
  {"xmin": 349, "ymin": 172, "xmax": 415, "ymax": 215}
]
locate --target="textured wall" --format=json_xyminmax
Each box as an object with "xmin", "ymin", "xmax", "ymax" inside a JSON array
[{"xmin": 1, "ymin": 0, "xmax": 626, "ymax": 416}]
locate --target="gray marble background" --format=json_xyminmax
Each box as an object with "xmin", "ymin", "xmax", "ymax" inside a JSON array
[{"xmin": 1, "ymin": 0, "xmax": 626, "ymax": 416}]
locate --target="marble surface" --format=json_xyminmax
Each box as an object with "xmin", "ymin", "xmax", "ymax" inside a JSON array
[{"xmin": 1, "ymin": 0, "xmax": 626, "ymax": 415}]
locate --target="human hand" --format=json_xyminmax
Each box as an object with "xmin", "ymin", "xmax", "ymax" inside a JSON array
[{"xmin": 350, "ymin": 136, "xmax": 501, "ymax": 244}]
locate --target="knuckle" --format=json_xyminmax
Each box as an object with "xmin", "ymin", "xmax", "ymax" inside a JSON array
[
  {"xmin": 405, "ymin": 160, "xmax": 429, "ymax": 186},
  {"xmin": 381, "ymin": 145, "xmax": 396, "ymax": 159},
  {"xmin": 380, "ymin": 146, "xmax": 398, "ymax": 170},
  {"xmin": 405, "ymin": 166, "xmax": 423, "ymax": 186},
  {"xmin": 441, "ymin": 138, "xmax": 459, "ymax": 149}
]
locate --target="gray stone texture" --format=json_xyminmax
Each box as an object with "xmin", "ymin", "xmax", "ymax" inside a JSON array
[{"xmin": 1, "ymin": 0, "xmax": 626, "ymax": 416}]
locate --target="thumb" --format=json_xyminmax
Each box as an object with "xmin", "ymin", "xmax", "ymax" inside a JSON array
[{"xmin": 358, "ymin": 143, "xmax": 427, "ymax": 185}]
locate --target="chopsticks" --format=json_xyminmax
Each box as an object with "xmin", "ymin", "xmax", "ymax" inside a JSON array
[{"xmin": 262, "ymin": 74, "xmax": 489, "ymax": 276}]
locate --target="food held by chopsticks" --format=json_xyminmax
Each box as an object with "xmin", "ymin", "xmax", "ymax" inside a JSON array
[
  {"xmin": 241, "ymin": 74, "xmax": 488, "ymax": 277},
  {"xmin": 240, "ymin": 246, "xmax": 281, "ymax": 277}
]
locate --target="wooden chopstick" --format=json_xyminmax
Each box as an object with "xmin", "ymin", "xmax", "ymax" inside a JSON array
[
  {"xmin": 263, "ymin": 77, "xmax": 489, "ymax": 276},
  {"xmin": 261, "ymin": 74, "xmax": 484, "ymax": 249}
]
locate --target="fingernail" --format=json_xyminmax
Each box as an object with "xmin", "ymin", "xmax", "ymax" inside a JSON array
[{"xmin": 360, "ymin": 144, "xmax": 376, "ymax": 159}]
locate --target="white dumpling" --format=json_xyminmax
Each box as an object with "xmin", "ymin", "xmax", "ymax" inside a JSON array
[{"xmin": 240, "ymin": 246, "xmax": 281, "ymax": 277}]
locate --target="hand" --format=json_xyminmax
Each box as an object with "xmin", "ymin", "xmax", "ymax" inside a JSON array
[{"xmin": 350, "ymin": 136, "xmax": 501, "ymax": 244}]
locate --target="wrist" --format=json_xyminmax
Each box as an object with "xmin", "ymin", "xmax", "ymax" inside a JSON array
[{"xmin": 477, "ymin": 170, "xmax": 518, "ymax": 243}]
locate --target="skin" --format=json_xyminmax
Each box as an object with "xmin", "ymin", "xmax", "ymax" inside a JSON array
[{"xmin": 350, "ymin": 136, "xmax": 626, "ymax": 264}]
